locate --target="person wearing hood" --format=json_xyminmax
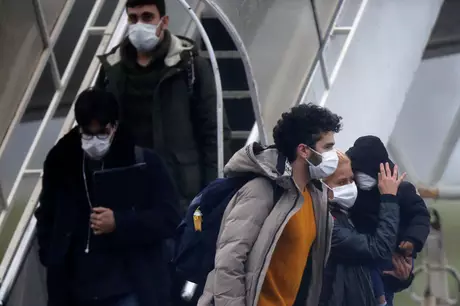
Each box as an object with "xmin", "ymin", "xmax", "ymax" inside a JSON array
[
  {"xmin": 96, "ymin": 0, "xmax": 231, "ymax": 213},
  {"xmin": 346, "ymin": 136, "xmax": 431, "ymax": 305},
  {"xmin": 198, "ymin": 103, "xmax": 342, "ymax": 306},
  {"xmin": 319, "ymin": 151, "xmax": 402, "ymax": 306},
  {"xmin": 35, "ymin": 88, "xmax": 181, "ymax": 306}
]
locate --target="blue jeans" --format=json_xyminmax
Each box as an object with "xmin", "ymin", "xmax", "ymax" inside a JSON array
[
  {"xmin": 385, "ymin": 292, "xmax": 395, "ymax": 306},
  {"xmin": 78, "ymin": 294, "xmax": 139, "ymax": 306},
  {"xmin": 113, "ymin": 295, "xmax": 139, "ymax": 306},
  {"xmin": 372, "ymin": 258, "xmax": 414, "ymax": 306}
]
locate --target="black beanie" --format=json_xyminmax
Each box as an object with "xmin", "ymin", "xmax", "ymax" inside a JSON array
[{"xmin": 345, "ymin": 135, "xmax": 394, "ymax": 179}]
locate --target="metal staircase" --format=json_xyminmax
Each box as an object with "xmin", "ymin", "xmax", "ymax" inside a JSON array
[
  {"xmin": 199, "ymin": 16, "xmax": 255, "ymax": 155},
  {"xmin": 0, "ymin": 0, "xmax": 261, "ymax": 304}
]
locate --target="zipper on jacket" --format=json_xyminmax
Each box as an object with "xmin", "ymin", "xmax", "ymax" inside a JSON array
[
  {"xmin": 324, "ymin": 201, "xmax": 330, "ymax": 266},
  {"xmin": 151, "ymin": 67, "xmax": 184, "ymax": 151}
]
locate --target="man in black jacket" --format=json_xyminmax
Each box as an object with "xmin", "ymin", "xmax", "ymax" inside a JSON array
[
  {"xmin": 97, "ymin": 0, "xmax": 231, "ymax": 213},
  {"xmin": 346, "ymin": 135, "xmax": 430, "ymax": 305},
  {"xmin": 35, "ymin": 88, "xmax": 181, "ymax": 306}
]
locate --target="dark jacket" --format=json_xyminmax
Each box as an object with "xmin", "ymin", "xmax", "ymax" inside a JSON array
[
  {"xmin": 346, "ymin": 135, "xmax": 430, "ymax": 292},
  {"xmin": 35, "ymin": 127, "xmax": 181, "ymax": 306},
  {"xmin": 97, "ymin": 33, "xmax": 232, "ymax": 212},
  {"xmin": 320, "ymin": 195, "xmax": 400, "ymax": 306}
]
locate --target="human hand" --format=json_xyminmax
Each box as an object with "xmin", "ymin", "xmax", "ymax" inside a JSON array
[
  {"xmin": 90, "ymin": 207, "xmax": 116, "ymax": 235},
  {"xmin": 399, "ymin": 241, "xmax": 414, "ymax": 257},
  {"xmin": 378, "ymin": 163, "xmax": 406, "ymax": 196},
  {"xmin": 383, "ymin": 254, "xmax": 412, "ymax": 280}
]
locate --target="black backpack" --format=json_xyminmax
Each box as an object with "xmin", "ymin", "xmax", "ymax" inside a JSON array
[{"xmin": 170, "ymin": 153, "xmax": 286, "ymax": 304}]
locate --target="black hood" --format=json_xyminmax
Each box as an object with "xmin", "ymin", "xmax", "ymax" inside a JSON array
[{"xmin": 346, "ymin": 135, "xmax": 394, "ymax": 180}]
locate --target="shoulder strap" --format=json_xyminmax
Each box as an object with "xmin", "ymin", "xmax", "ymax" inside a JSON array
[
  {"xmin": 134, "ymin": 146, "xmax": 145, "ymax": 164},
  {"xmin": 271, "ymin": 181, "xmax": 283, "ymax": 205}
]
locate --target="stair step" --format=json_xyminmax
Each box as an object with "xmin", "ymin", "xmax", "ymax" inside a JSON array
[
  {"xmin": 206, "ymin": 57, "xmax": 248, "ymax": 91},
  {"xmin": 223, "ymin": 91, "xmax": 251, "ymax": 99},
  {"xmin": 231, "ymin": 131, "xmax": 251, "ymax": 139},
  {"xmin": 224, "ymin": 97, "xmax": 254, "ymax": 131},
  {"xmin": 200, "ymin": 17, "xmax": 237, "ymax": 51},
  {"xmin": 199, "ymin": 50, "xmax": 240, "ymax": 59}
]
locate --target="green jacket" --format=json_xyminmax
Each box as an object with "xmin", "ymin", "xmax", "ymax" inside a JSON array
[{"xmin": 97, "ymin": 34, "xmax": 231, "ymax": 212}]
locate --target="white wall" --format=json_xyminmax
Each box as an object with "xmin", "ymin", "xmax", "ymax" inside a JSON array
[
  {"xmin": 391, "ymin": 53, "xmax": 460, "ymax": 186},
  {"xmin": 321, "ymin": 0, "xmax": 443, "ymax": 152}
]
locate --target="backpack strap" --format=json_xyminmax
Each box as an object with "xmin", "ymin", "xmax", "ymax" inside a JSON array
[{"xmin": 134, "ymin": 146, "xmax": 145, "ymax": 164}]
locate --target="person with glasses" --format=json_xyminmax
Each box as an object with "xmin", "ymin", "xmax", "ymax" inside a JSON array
[
  {"xmin": 96, "ymin": 0, "xmax": 232, "ymax": 214},
  {"xmin": 35, "ymin": 88, "xmax": 181, "ymax": 306}
]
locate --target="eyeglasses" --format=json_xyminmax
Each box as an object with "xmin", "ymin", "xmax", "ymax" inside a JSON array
[{"xmin": 81, "ymin": 133, "xmax": 111, "ymax": 141}]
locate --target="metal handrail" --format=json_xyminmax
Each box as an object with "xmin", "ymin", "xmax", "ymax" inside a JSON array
[
  {"xmin": 0, "ymin": 0, "xmax": 222, "ymax": 302},
  {"xmin": 202, "ymin": 0, "xmax": 268, "ymax": 146},
  {"xmin": 246, "ymin": 0, "xmax": 368, "ymax": 145},
  {"xmin": 0, "ymin": 0, "xmax": 127, "ymax": 301},
  {"xmin": 0, "ymin": 0, "xmax": 76, "ymax": 163}
]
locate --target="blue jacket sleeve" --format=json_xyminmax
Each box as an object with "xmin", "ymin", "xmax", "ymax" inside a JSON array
[
  {"xmin": 331, "ymin": 194, "xmax": 400, "ymax": 264},
  {"xmin": 113, "ymin": 149, "xmax": 182, "ymax": 246},
  {"xmin": 397, "ymin": 181, "xmax": 430, "ymax": 252}
]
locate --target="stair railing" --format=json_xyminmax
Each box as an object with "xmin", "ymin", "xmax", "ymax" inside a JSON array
[
  {"xmin": 246, "ymin": 0, "xmax": 368, "ymax": 145},
  {"xmin": 0, "ymin": 0, "xmax": 128, "ymax": 302},
  {"xmin": 0, "ymin": 0, "xmax": 227, "ymax": 302},
  {"xmin": 201, "ymin": 0, "xmax": 268, "ymax": 146}
]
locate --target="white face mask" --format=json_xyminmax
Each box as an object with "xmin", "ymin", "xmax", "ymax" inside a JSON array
[
  {"xmin": 355, "ymin": 172, "xmax": 377, "ymax": 190},
  {"xmin": 82, "ymin": 137, "xmax": 112, "ymax": 160},
  {"xmin": 329, "ymin": 182, "xmax": 358, "ymax": 210},
  {"xmin": 128, "ymin": 21, "xmax": 162, "ymax": 52},
  {"xmin": 306, "ymin": 149, "xmax": 339, "ymax": 179}
]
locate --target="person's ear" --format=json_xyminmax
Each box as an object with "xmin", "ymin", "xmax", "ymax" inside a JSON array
[
  {"xmin": 296, "ymin": 144, "xmax": 310, "ymax": 161},
  {"xmin": 162, "ymin": 15, "xmax": 169, "ymax": 28}
]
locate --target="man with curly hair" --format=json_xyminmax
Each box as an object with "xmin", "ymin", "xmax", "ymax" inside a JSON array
[{"xmin": 199, "ymin": 103, "xmax": 342, "ymax": 306}]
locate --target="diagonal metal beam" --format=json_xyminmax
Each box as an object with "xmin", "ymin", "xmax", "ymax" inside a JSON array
[{"xmin": 427, "ymin": 104, "xmax": 460, "ymax": 186}]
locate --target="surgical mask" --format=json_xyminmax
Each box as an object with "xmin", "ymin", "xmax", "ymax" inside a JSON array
[
  {"xmin": 355, "ymin": 172, "xmax": 377, "ymax": 190},
  {"xmin": 329, "ymin": 182, "xmax": 358, "ymax": 210},
  {"xmin": 128, "ymin": 21, "xmax": 162, "ymax": 52},
  {"xmin": 306, "ymin": 149, "xmax": 339, "ymax": 179},
  {"xmin": 82, "ymin": 137, "xmax": 111, "ymax": 159}
]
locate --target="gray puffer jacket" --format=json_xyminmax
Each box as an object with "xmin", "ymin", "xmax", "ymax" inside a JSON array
[{"xmin": 198, "ymin": 143, "xmax": 333, "ymax": 306}]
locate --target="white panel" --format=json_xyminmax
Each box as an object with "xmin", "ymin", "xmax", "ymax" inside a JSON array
[
  {"xmin": 321, "ymin": 0, "xmax": 443, "ymax": 152},
  {"xmin": 392, "ymin": 53, "xmax": 460, "ymax": 184},
  {"xmin": 441, "ymin": 140, "xmax": 460, "ymax": 185}
]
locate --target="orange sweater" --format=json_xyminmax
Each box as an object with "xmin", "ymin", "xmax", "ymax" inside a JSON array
[{"xmin": 258, "ymin": 189, "xmax": 317, "ymax": 306}]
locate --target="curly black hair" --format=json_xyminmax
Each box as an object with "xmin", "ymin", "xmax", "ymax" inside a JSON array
[
  {"xmin": 126, "ymin": 0, "xmax": 166, "ymax": 17},
  {"xmin": 273, "ymin": 103, "xmax": 342, "ymax": 162}
]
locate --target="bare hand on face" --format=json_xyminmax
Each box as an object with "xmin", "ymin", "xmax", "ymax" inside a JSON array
[
  {"xmin": 378, "ymin": 163, "xmax": 407, "ymax": 196},
  {"xmin": 90, "ymin": 207, "xmax": 115, "ymax": 235},
  {"xmin": 383, "ymin": 254, "xmax": 412, "ymax": 280}
]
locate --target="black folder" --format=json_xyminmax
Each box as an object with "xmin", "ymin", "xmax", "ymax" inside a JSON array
[{"xmin": 92, "ymin": 163, "xmax": 150, "ymax": 211}]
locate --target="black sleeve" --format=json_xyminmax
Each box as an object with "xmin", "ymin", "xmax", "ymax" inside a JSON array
[
  {"xmin": 95, "ymin": 65, "xmax": 108, "ymax": 89},
  {"xmin": 113, "ymin": 149, "xmax": 182, "ymax": 246},
  {"xmin": 397, "ymin": 181, "xmax": 430, "ymax": 252},
  {"xmin": 331, "ymin": 194, "xmax": 400, "ymax": 264},
  {"xmin": 35, "ymin": 148, "xmax": 60, "ymax": 267},
  {"xmin": 384, "ymin": 271, "xmax": 415, "ymax": 293},
  {"xmin": 191, "ymin": 56, "xmax": 232, "ymax": 186}
]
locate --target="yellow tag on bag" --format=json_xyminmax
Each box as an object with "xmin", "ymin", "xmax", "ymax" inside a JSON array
[{"xmin": 193, "ymin": 207, "xmax": 203, "ymax": 232}]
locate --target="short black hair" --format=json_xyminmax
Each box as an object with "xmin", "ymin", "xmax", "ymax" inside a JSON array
[
  {"xmin": 273, "ymin": 103, "xmax": 342, "ymax": 162},
  {"xmin": 126, "ymin": 0, "xmax": 166, "ymax": 17},
  {"xmin": 75, "ymin": 88, "xmax": 119, "ymax": 128}
]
